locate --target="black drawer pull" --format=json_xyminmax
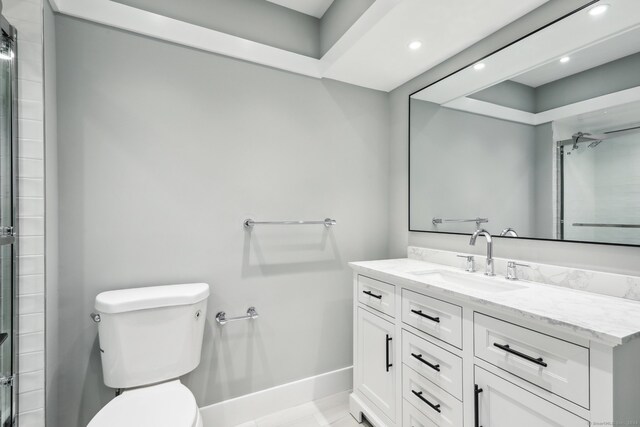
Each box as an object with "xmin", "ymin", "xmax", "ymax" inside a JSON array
[
  {"xmin": 411, "ymin": 353, "xmax": 440, "ymax": 372},
  {"xmin": 474, "ymin": 384, "xmax": 483, "ymax": 427},
  {"xmin": 493, "ymin": 343, "xmax": 547, "ymax": 367},
  {"xmin": 411, "ymin": 309, "xmax": 440, "ymax": 323},
  {"xmin": 411, "ymin": 390, "xmax": 441, "ymax": 413},
  {"xmin": 385, "ymin": 334, "xmax": 393, "ymax": 372},
  {"xmin": 363, "ymin": 290, "xmax": 382, "ymax": 299}
]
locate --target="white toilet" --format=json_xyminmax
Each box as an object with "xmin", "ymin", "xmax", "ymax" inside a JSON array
[{"xmin": 87, "ymin": 282, "xmax": 210, "ymax": 427}]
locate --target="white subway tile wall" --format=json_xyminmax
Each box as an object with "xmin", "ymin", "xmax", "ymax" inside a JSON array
[{"xmin": 3, "ymin": 0, "xmax": 46, "ymax": 425}]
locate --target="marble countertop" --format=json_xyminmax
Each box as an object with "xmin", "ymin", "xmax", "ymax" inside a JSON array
[{"xmin": 350, "ymin": 258, "xmax": 640, "ymax": 346}]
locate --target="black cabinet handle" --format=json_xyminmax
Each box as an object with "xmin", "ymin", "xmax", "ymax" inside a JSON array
[
  {"xmin": 385, "ymin": 334, "xmax": 393, "ymax": 372},
  {"xmin": 363, "ymin": 290, "xmax": 382, "ymax": 300},
  {"xmin": 474, "ymin": 384, "xmax": 483, "ymax": 427},
  {"xmin": 411, "ymin": 390, "xmax": 441, "ymax": 413},
  {"xmin": 411, "ymin": 309, "xmax": 440, "ymax": 323},
  {"xmin": 493, "ymin": 343, "xmax": 547, "ymax": 367},
  {"xmin": 411, "ymin": 353, "xmax": 440, "ymax": 372}
]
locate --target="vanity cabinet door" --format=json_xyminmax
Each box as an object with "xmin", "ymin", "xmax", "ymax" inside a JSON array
[
  {"xmin": 356, "ymin": 308, "xmax": 396, "ymax": 420},
  {"xmin": 474, "ymin": 367, "xmax": 589, "ymax": 427}
]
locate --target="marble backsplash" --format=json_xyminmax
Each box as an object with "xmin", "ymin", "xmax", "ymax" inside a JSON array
[{"xmin": 408, "ymin": 246, "xmax": 640, "ymax": 301}]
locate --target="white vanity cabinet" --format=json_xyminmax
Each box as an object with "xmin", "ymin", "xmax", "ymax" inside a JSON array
[
  {"xmin": 356, "ymin": 307, "xmax": 396, "ymax": 421},
  {"xmin": 349, "ymin": 269, "xmax": 640, "ymax": 427}
]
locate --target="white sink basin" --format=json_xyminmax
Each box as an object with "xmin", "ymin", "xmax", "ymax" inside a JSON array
[{"xmin": 408, "ymin": 269, "xmax": 527, "ymax": 293}]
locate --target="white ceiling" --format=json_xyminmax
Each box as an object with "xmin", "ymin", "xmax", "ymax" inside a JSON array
[
  {"xmin": 265, "ymin": 0, "xmax": 334, "ymax": 18},
  {"xmin": 53, "ymin": 0, "xmax": 552, "ymax": 92},
  {"xmin": 323, "ymin": 0, "xmax": 548, "ymax": 91},
  {"xmin": 512, "ymin": 26, "xmax": 640, "ymax": 87}
]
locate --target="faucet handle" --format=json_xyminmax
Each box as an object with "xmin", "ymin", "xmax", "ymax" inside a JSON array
[
  {"xmin": 457, "ymin": 254, "xmax": 475, "ymax": 272},
  {"xmin": 506, "ymin": 260, "xmax": 530, "ymax": 280},
  {"xmin": 507, "ymin": 261, "xmax": 530, "ymax": 268}
]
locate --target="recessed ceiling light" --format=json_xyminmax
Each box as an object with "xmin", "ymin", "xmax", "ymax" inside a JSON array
[
  {"xmin": 560, "ymin": 56, "xmax": 570, "ymax": 63},
  {"xmin": 473, "ymin": 62, "xmax": 485, "ymax": 71},
  {"xmin": 408, "ymin": 41, "xmax": 422, "ymax": 50},
  {"xmin": 589, "ymin": 4, "xmax": 609, "ymax": 16}
]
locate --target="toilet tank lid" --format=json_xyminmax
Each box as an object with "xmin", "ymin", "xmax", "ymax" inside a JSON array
[{"xmin": 95, "ymin": 283, "xmax": 209, "ymax": 314}]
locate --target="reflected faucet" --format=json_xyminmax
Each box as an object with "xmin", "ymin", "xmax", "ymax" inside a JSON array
[
  {"xmin": 469, "ymin": 229, "xmax": 494, "ymax": 276},
  {"xmin": 500, "ymin": 227, "xmax": 518, "ymax": 237}
]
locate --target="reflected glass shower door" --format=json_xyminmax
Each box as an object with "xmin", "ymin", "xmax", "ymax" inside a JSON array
[
  {"xmin": 0, "ymin": 29, "xmax": 15, "ymax": 427},
  {"xmin": 561, "ymin": 129, "xmax": 640, "ymax": 245}
]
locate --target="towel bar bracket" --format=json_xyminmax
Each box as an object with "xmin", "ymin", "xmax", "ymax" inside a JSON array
[{"xmin": 216, "ymin": 307, "xmax": 259, "ymax": 326}]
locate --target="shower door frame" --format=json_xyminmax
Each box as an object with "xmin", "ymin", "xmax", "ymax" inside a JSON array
[
  {"xmin": 0, "ymin": 13, "xmax": 18, "ymax": 426},
  {"xmin": 555, "ymin": 141, "xmax": 565, "ymax": 241}
]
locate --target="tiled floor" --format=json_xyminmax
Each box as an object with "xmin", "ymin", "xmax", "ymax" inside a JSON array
[{"xmin": 234, "ymin": 391, "xmax": 373, "ymax": 427}]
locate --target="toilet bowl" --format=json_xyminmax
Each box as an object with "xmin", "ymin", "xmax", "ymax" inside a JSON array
[
  {"xmin": 88, "ymin": 380, "xmax": 203, "ymax": 427},
  {"xmin": 86, "ymin": 283, "xmax": 209, "ymax": 427}
]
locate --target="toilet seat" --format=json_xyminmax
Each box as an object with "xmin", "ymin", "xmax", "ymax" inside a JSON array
[{"xmin": 87, "ymin": 380, "xmax": 201, "ymax": 427}]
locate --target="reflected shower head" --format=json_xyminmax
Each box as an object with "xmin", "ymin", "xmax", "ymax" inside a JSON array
[
  {"xmin": 572, "ymin": 132, "xmax": 600, "ymax": 150},
  {"xmin": 588, "ymin": 139, "xmax": 602, "ymax": 148}
]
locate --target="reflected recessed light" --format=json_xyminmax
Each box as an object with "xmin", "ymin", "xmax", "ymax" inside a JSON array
[
  {"xmin": 473, "ymin": 62, "xmax": 485, "ymax": 71},
  {"xmin": 560, "ymin": 56, "xmax": 570, "ymax": 63},
  {"xmin": 589, "ymin": 4, "xmax": 609, "ymax": 16},
  {"xmin": 408, "ymin": 41, "xmax": 422, "ymax": 50}
]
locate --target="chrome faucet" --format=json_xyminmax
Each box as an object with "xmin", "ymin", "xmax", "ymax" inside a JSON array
[
  {"xmin": 500, "ymin": 227, "xmax": 518, "ymax": 237},
  {"xmin": 469, "ymin": 229, "xmax": 494, "ymax": 276}
]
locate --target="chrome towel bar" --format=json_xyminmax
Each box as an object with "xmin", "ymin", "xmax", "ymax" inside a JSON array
[
  {"xmin": 572, "ymin": 223, "xmax": 640, "ymax": 228},
  {"xmin": 432, "ymin": 217, "xmax": 488, "ymax": 228},
  {"xmin": 215, "ymin": 307, "xmax": 259, "ymax": 326},
  {"xmin": 244, "ymin": 218, "xmax": 336, "ymax": 229}
]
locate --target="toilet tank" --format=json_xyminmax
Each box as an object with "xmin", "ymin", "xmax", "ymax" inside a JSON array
[{"xmin": 94, "ymin": 283, "xmax": 209, "ymax": 389}]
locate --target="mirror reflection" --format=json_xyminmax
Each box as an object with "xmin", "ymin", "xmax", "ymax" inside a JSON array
[{"xmin": 409, "ymin": 0, "xmax": 640, "ymax": 246}]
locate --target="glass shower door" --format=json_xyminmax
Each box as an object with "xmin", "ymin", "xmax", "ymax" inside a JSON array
[
  {"xmin": 560, "ymin": 127, "xmax": 640, "ymax": 245},
  {"xmin": 0, "ymin": 29, "xmax": 16, "ymax": 427}
]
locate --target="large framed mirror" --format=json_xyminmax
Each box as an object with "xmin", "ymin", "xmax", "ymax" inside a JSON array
[{"xmin": 409, "ymin": 0, "xmax": 640, "ymax": 246}]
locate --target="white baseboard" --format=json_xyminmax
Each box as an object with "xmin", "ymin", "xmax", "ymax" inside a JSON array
[{"xmin": 199, "ymin": 366, "xmax": 353, "ymax": 427}]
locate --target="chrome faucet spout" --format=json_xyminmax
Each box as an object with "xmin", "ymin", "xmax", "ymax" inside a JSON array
[
  {"xmin": 469, "ymin": 229, "xmax": 494, "ymax": 276},
  {"xmin": 500, "ymin": 227, "xmax": 518, "ymax": 237}
]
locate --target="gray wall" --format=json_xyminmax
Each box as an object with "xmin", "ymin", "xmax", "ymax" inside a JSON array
[
  {"xmin": 44, "ymin": 2, "xmax": 59, "ymax": 426},
  {"xmin": 410, "ymin": 99, "xmax": 537, "ymax": 236},
  {"xmin": 389, "ymin": 0, "xmax": 640, "ymax": 276},
  {"xmin": 54, "ymin": 15, "xmax": 389, "ymax": 427},
  {"xmin": 319, "ymin": 0, "xmax": 374, "ymax": 56},
  {"xmin": 533, "ymin": 123, "xmax": 554, "ymax": 239},
  {"xmin": 114, "ymin": 0, "xmax": 321, "ymax": 57}
]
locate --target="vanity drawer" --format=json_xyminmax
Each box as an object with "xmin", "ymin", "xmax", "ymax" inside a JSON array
[
  {"xmin": 358, "ymin": 275, "xmax": 395, "ymax": 317},
  {"xmin": 403, "ymin": 366, "xmax": 463, "ymax": 427},
  {"xmin": 402, "ymin": 330, "xmax": 462, "ymax": 400},
  {"xmin": 403, "ymin": 399, "xmax": 438, "ymax": 427},
  {"xmin": 474, "ymin": 312, "xmax": 589, "ymax": 408},
  {"xmin": 402, "ymin": 289, "xmax": 462, "ymax": 349}
]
